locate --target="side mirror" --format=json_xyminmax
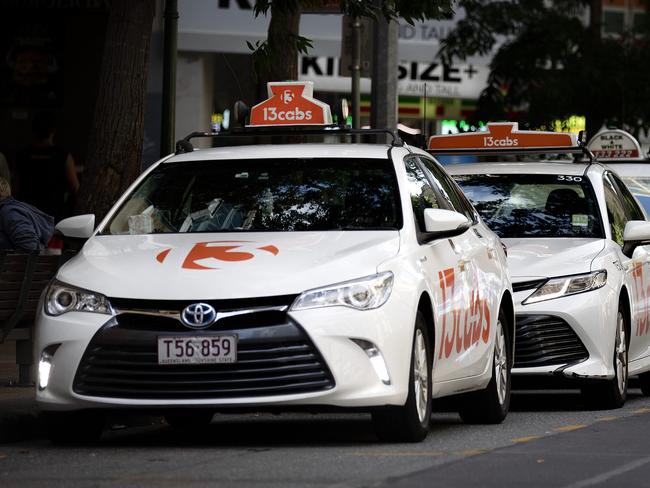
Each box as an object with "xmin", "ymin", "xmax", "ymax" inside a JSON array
[
  {"xmin": 422, "ymin": 208, "xmax": 471, "ymax": 241},
  {"xmin": 55, "ymin": 214, "xmax": 95, "ymax": 239},
  {"xmin": 622, "ymin": 220, "xmax": 650, "ymax": 257}
]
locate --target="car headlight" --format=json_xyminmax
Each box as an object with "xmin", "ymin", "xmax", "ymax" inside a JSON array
[
  {"xmin": 522, "ymin": 270, "xmax": 607, "ymax": 305},
  {"xmin": 45, "ymin": 281, "xmax": 113, "ymax": 316},
  {"xmin": 290, "ymin": 272, "xmax": 394, "ymax": 311}
]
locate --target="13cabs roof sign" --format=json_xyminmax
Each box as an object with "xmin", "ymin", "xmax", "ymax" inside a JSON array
[
  {"xmin": 587, "ymin": 128, "xmax": 645, "ymax": 160},
  {"xmin": 248, "ymin": 81, "xmax": 333, "ymax": 127},
  {"xmin": 428, "ymin": 122, "xmax": 577, "ymax": 151}
]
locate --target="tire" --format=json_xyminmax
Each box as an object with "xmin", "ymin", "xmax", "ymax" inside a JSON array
[
  {"xmin": 42, "ymin": 410, "xmax": 104, "ymax": 444},
  {"xmin": 372, "ymin": 312, "xmax": 432, "ymax": 442},
  {"xmin": 582, "ymin": 304, "xmax": 628, "ymax": 409},
  {"xmin": 458, "ymin": 308, "xmax": 511, "ymax": 424},
  {"xmin": 165, "ymin": 410, "xmax": 214, "ymax": 429}
]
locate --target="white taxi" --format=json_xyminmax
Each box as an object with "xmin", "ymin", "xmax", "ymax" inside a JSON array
[
  {"xmin": 35, "ymin": 83, "xmax": 514, "ymax": 443},
  {"xmin": 440, "ymin": 123, "xmax": 650, "ymax": 408}
]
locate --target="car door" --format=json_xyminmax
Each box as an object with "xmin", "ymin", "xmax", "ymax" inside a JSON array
[
  {"xmin": 606, "ymin": 172, "xmax": 650, "ymax": 361},
  {"xmin": 417, "ymin": 156, "xmax": 498, "ymax": 377},
  {"xmin": 402, "ymin": 157, "xmax": 476, "ymax": 383}
]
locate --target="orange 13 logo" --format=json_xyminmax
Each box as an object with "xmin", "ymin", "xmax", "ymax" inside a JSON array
[{"xmin": 156, "ymin": 241, "xmax": 279, "ymax": 270}]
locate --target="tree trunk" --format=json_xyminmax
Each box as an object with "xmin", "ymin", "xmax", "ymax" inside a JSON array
[
  {"xmin": 76, "ymin": 0, "xmax": 155, "ymax": 220},
  {"xmin": 257, "ymin": 5, "xmax": 300, "ymax": 99}
]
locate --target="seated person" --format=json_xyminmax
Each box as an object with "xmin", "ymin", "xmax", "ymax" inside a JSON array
[{"xmin": 0, "ymin": 177, "xmax": 54, "ymax": 253}]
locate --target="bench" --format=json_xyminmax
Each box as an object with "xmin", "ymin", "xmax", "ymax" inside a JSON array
[{"xmin": 0, "ymin": 252, "xmax": 63, "ymax": 385}]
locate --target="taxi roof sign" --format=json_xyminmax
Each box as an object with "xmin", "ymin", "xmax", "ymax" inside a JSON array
[
  {"xmin": 587, "ymin": 129, "xmax": 645, "ymax": 161},
  {"xmin": 428, "ymin": 122, "xmax": 578, "ymax": 152},
  {"xmin": 248, "ymin": 81, "xmax": 333, "ymax": 127}
]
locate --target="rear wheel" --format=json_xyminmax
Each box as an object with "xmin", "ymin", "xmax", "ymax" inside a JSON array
[
  {"xmin": 43, "ymin": 411, "xmax": 104, "ymax": 444},
  {"xmin": 372, "ymin": 312, "xmax": 431, "ymax": 442},
  {"xmin": 458, "ymin": 309, "xmax": 511, "ymax": 424},
  {"xmin": 582, "ymin": 305, "xmax": 628, "ymax": 409}
]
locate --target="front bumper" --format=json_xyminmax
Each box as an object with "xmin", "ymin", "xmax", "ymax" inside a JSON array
[
  {"xmin": 512, "ymin": 288, "xmax": 617, "ymax": 381},
  {"xmin": 35, "ymin": 295, "xmax": 414, "ymax": 412}
]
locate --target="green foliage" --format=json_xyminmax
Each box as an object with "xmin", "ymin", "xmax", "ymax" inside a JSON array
[
  {"xmin": 249, "ymin": 0, "xmax": 455, "ymax": 81},
  {"xmin": 440, "ymin": 0, "xmax": 650, "ymax": 136}
]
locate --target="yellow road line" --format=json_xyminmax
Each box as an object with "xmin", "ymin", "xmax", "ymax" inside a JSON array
[
  {"xmin": 455, "ymin": 449, "xmax": 488, "ymax": 457},
  {"xmin": 554, "ymin": 424, "xmax": 587, "ymax": 432},
  {"xmin": 352, "ymin": 451, "xmax": 444, "ymax": 458},
  {"xmin": 512, "ymin": 435, "xmax": 543, "ymax": 443},
  {"xmin": 632, "ymin": 408, "xmax": 650, "ymax": 414},
  {"xmin": 597, "ymin": 416, "xmax": 618, "ymax": 422}
]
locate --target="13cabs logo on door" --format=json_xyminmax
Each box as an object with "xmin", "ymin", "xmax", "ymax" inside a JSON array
[{"xmin": 437, "ymin": 267, "xmax": 491, "ymax": 360}]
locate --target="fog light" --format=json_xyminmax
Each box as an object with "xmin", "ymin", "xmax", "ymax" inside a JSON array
[
  {"xmin": 351, "ymin": 339, "xmax": 391, "ymax": 385},
  {"xmin": 38, "ymin": 345, "xmax": 60, "ymax": 391}
]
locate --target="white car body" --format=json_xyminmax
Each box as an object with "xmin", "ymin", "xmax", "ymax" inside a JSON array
[
  {"xmin": 449, "ymin": 161, "xmax": 650, "ymax": 384},
  {"xmin": 35, "ymin": 143, "xmax": 513, "ymax": 419}
]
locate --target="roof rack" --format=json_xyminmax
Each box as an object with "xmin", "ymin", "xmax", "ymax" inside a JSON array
[{"xmin": 175, "ymin": 126, "xmax": 404, "ymax": 154}]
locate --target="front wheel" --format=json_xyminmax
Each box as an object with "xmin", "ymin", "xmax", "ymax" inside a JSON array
[
  {"xmin": 372, "ymin": 312, "xmax": 432, "ymax": 442},
  {"xmin": 582, "ymin": 305, "xmax": 628, "ymax": 409},
  {"xmin": 458, "ymin": 309, "xmax": 511, "ymax": 424}
]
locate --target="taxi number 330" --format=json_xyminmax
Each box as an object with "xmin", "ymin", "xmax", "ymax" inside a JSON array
[{"xmin": 557, "ymin": 175, "xmax": 582, "ymax": 182}]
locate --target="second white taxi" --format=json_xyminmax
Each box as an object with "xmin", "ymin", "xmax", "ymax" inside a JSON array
[
  {"xmin": 441, "ymin": 123, "xmax": 650, "ymax": 408},
  {"xmin": 35, "ymin": 83, "xmax": 514, "ymax": 443}
]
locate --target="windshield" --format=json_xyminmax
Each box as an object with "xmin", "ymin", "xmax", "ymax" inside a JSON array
[
  {"xmin": 453, "ymin": 174, "xmax": 604, "ymax": 238},
  {"xmin": 620, "ymin": 175, "xmax": 650, "ymax": 217},
  {"xmin": 102, "ymin": 158, "xmax": 402, "ymax": 235}
]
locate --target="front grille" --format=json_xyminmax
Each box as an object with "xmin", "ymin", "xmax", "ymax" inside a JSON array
[
  {"xmin": 514, "ymin": 314, "xmax": 589, "ymax": 368},
  {"xmin": 73, "ymin": 303, "xmax": 335, "ymax": 400},
  {"xmin": 512, "ymin": 279, "xmax": 547, "ymax": 293}
]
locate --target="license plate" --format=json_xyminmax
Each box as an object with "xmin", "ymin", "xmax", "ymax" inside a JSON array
[{"xmin": 157, "ymin": 336, "xmax": 237, "ymax": 365}]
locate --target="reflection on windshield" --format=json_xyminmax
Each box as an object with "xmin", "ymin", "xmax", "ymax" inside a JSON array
[
  {"xmin": 103, "ymin": 158, "xmax": 402, "ymax": 235},
  {"xmin": 454, "ymin": 174, "xmax": 604, "ymax": 238}
]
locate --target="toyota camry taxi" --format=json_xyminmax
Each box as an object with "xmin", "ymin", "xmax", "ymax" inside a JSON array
[
  {"xmin": 438, "ymin": 122, "xmax": 650, "ymax": 408},
  {"xmin": 35, "ymin": 82, "xmax": 514, "ymax": 443}
]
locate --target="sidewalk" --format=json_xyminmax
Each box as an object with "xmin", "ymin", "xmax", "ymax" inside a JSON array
[{"xmin": 0, "ymin": 341, "xmax": 41, "ymax": 443}]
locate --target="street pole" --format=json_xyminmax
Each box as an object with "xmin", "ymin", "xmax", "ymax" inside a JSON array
[
  {"xmin": 351, "ymin": 16, "xmax": 361, "ymax": 130},
  {"xmin": 371, "ymin": 6, "xmax": 398, "ymax": 142},
  {"xmin": 161, "ymin": 0, "xmax": 178, "ymax": 156}
]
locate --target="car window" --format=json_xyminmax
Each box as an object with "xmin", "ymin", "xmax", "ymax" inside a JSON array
[
  {"xmin": 418, "ymin": 157, "xmax": 477, "ymax": 222},
  {"xmin": 403, "ymin": 157, "xmax": 442, "ymax": 232},
  {"xmin": 609, "ymin": 173, "xmax": 645, "ymax": 221},
  {"xmin": 619, "ymin": 175, "xmax": 650, "ymax": 217},
  {"xmin": 454, "ymin": 174, "xmax": 604, "ymax": 239},
  {"xmin": 603, "ymin": 174, "xmax": 628, "ymax": 246},
  {"xmin": 102, "ymin": 158, "xmax": 403, "ymax": 234}
]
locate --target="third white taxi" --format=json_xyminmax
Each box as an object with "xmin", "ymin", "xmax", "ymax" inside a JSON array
[{"xmin": 438, "ymin": 123, "xmax": 650, "ymax": 408}]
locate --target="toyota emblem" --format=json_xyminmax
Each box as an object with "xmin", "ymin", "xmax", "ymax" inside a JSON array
[{"xmin": 181, "ymin": 303, "xmax": 217, "ymax": 329}]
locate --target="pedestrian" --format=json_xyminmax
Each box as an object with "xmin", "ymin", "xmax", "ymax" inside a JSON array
[
  {"xmin": 15, "ymin": 111, "xmax": 79, "ymax": 222},
  {"xmin": 0, "ymin": 176, "xmax": 54, "ymax": 254}
]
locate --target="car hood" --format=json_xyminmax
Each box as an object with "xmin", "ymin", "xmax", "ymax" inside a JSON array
[
  {"xmin": 57, "ymin": 232, "xmax": 400, "ymax": 300},
  {"xmin": 502, "ymin": 237, "xmax": 605, "ymax": 281}
]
